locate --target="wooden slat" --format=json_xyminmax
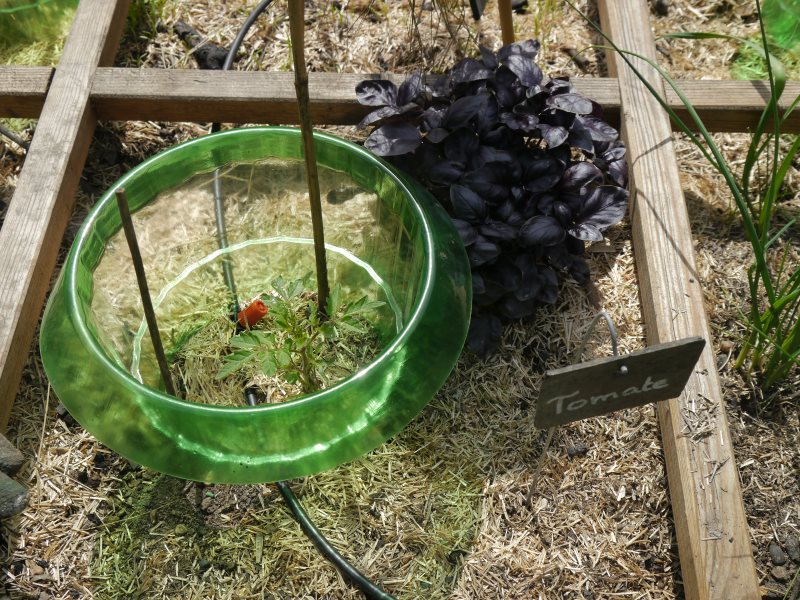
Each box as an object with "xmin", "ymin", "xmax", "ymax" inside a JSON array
[
  {"xmin": 86, "ymin": 71, "xmax": 800, "ymax": 132},
  {"xmin": 0, "ymin": 66, "xmax": 53, "ymax": 119},
  {"xmin": 0, "ymin": 0, "xmax": 130, "ymax": 429},
  {"xmin": 597, "ymin": 2, "xmax": 760, "ymax": 599},
  {"xmin": 88, "ymin": 70, "xmax": 620, "ymax": 124},
  {"xmin": 3, "ymin": 66, "xmax": 797, "ymax": 132}
]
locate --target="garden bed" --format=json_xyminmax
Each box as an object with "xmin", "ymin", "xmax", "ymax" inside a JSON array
[{"xmin": 0, "ymin": 1, "xmax": 797, "ymax": 598}]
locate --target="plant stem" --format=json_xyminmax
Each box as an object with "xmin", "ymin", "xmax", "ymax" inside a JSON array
[{"xmin": 288, "ymin": 0, "xmax": 330, "ymax": 318}]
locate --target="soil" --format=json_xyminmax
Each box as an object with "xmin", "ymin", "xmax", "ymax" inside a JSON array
[{"xmin": 0, "ymin": 1, "xmax": 798, "ymax": 599}]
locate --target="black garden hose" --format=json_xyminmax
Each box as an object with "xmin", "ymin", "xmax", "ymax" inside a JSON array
[
  {"xmin": 212, "ymin": 4, "xmax": 397, "ymax": 599},
  {"xmin": 276, "ymin": 481, "xmax": 397, "ymax": 600}
]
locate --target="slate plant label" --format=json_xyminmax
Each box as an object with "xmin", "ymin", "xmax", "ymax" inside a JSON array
[{"xmin": 534, "ymin": 337, "xmax": 705, "ymax": 428}]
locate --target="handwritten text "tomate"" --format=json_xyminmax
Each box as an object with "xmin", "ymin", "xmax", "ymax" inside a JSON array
[{"xmin": 544, "ymin": 376, "xmax": 669, "ymax": 415}]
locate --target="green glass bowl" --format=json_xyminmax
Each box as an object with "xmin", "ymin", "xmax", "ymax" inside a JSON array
[{"xmin": 40, "ymin": 127, "xmax": 471, "ymax": 483}]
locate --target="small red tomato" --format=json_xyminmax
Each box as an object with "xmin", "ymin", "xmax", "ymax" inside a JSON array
[{"xmin": 237, "ymin": 299, "xmax": 268, "ymax": 328}]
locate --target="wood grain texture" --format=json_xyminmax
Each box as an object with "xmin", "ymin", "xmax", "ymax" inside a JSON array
[
  {"xmin": 597, "ymin": 2, "xmax": 759, "ymax": 599},
  {"xmin": 0, "ymin": 67, "xmax": 52, "ymax": 119},
  {"xmin": 3, "ymin": 66, "xmax": 798, "ymax": 132},
  {"xmin": 87, "ymin": 71, "xmax": 800, "ymax": 132},
  {"xmin": 0, "ymin": 0, "xmax": 130, "ymax": 429}
]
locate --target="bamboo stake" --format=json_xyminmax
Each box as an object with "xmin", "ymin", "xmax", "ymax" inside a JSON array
[
  {"xmin": 115, "ymin": 188, "xmax": 177, "ymax": 397},
  {"xmin": 288, "ymin": 0, "xmax": 330, "ymax": 316},
  {"xmin": 498, "ymin": 0, "xmax": 514, "ymax": 46}
]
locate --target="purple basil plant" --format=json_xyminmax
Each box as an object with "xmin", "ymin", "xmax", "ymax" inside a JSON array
[{"xmin": 356, "ymin": 40, "xmax": 628, "ymax": 357}]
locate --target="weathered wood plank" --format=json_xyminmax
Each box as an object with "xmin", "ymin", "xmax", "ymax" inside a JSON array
[
  {"xmin": 0, "ymin": 0, "xmax": 130, "ymax": 430},
  {"xmin": 87, "ymin": 70, "xmax": 621, "ymax": 124},
  {"xmin": 0, "ymin": 66, "xmax": 53, "ymax": 119},
  {"xmin": 2, "ymin": 65, "xmax": 797, "ymax": 132},
  {"xmin": 87, "ymin": 71, "xmax": 800, "ymax": 132},
  {"xmin": 597, "ymin": 2, "xmax": 760, "ymax": 599}
]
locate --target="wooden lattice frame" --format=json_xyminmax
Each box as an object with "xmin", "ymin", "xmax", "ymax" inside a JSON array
[{"xmin": 2, "ymin": 0, "xmax": 798, "ymax": 597}]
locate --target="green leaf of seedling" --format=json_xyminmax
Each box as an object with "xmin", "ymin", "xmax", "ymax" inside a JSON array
[
  {"xmin": 284, "ymin": 370, "xmax": 300, "ymax": 384},
  {"xmin": 272, "ymin": 276, "xmax": 288, "ymax": 300},
  {"xmin": 216, "ymin": 350, "xmax": 255, "ymax": 380},
  {"xmin": 288, "ymin": 278, "xmax": 305, "ymax": 299},
  {"xmin": 338, "ymin": 318, "xmax": 368, "ymax": 334},
  {"xmin": 261, "ymin": 354, "xmax": 278, "ymax": 377},
  {"xmin": 307, "ymin": 300, "xmax": 319, "ymax": 327},
  {"xmin": 320, "ymin": 321, "xmax": 337, "ymax": 339},
  {"xmin": 275, "ymin": 350, "xmax": 293, "ymax": 368},
  {"xmin": 344, "ymin": 296, "xmax": 386, "ymax": 316},
  {"xmin": 328, "ymin": 284, "xmax": 343, "ymax": 315},
  {"xmin": 231, "ymin": 331, "xmax": 266, "ymax": 348}
]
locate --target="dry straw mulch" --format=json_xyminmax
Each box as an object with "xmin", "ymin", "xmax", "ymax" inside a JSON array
[{"xmin": 0, "ymin": 1, "xmax": 797, "ymax": 599}]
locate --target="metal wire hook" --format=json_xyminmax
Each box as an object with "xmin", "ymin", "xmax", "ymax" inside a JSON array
[{"xmin": 575, "ymin": 310, "xmax": 627, "ymax": 375}]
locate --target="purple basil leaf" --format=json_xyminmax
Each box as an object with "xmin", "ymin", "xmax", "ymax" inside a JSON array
[
  {"xmin": 397, "ymin": 73, "xmax": 423, "ymax": 106},
  {"xmin": 534, "ymin": 193, "xmax": 556, "ymax": 215},
  {"xmin": 493, "ymin": 67, "xmax": 524, "ymax": 108},
  {"xmin": 451, "ymin": 217, "xmax": 478, "ymax": 246},
  {"xmin": 580, "ymin": 116, "xmax": 619, "ymax": 142},
  {"xmin": 545, "ymin": 77, "xmax": 573, "ymax": 94},
  {"xmin": 569, "ymin": 256, "xmax": 591, "ymax": 284},
  {"xmin": 463, "ymin": 167, "xmax": 509, "ymax": 202},
  {"xmin": 497, "ymin": 294, "xmax": 537, "ymax": 319},
  {"xmin": 568, "ymin": 117, "xmax": 594, "ymax": 154},
  {"xmin": 504, "ymin": 54, "xmax": 544, "ymax": 88},
  {"xmin": 430, "ymin": 74, "xmax": 452, "ymax": 98},
  {"xmin": 519, "ymin": 215, "xmax": 566, "ymax": 247},
  {"xmin": 497, "ymin": 39, "xmax": 541, "ymax": 62},
  {"xmin": 478, "ymin": 146, "xmax": 515, "ymax": 164},
  {"xmin": 553, "ymin": 201, "xmax": 572, "ymax": 227},
  {"xmin": 536, "ymin": 267, "xmax": 559, "ymax": 304},
  {"xmin": 475, "ymin": 96, "xmax": 499, "ymax": 135},
  {"xmin": 500, "ymin": 111, "xmax": 539, "ymax": 131},
  {"xmin": 357, "ymin": 105, "xmax": 402, "ymax": 129},
  {"xmin": 468, "ymin": 237, "xmax": 501, "ymax": 267},
  {"xmin": 546, "ymin": 242, "xmax": 572, "ymax": 270},
  {"xmin": 514, "ymin": 256, "xmax": 541, "ymax": 301},
  {"xmin": 450, "ymin": 184, "xmax": 487, "ymax": 224},
  {"xmin": 480, "ymin": 219, "xmax": 517, "ymax": 241},
  {"xmin": 561, "ymin": 162, "xmax": 603, "ymax": 191},
  {"xmin": 472, "ymin": 271, "xmax": 486, "ymax": 295},
  {"xmin": 355, "ymin": 79, "xmax": 398, "ymax": 107},
  {"xmin": 537, "ymin": 124, "xmax": 569, "ymax": 148},
  {"xmin": 426, "ymin": 128, "xmax": 450, "ymax": 144},
  {"xmin": 428, "ymin": 160, "xmax": 465, "ymax": 184},
  {"xmin": 608, "ymin": 160, "xmax": 628, "ymax": 187},
  {"xmin": 548, "ymin": 144, "xmax": 571, "ymax": 167},
  {"xmin": 546, "ymin": 92, "xmax": 594, "ymax": 114},
  {"xmin": 364, "ymin": 122, "xmax": 422, "ymax": 157},
  {"xmin": 422, "ymin": 106, "xmax": 446, "ymax": 131},
  {"xmin": 540, "ymin": 108, "xmax": 576, "ymax": 128},
  {"xmin": 495, "ymin": 199, "xmax": 515, "ymax": 220},
  {"xmin": 524, "ymin": 173, "xmax": 561, "ymax": 193},
  {"xmin": 467, "ymin": 313, "xmax": 503, "ymax": 359},
  {"xmin": 443, "ymin": 94, "xmax": 488, "ymax": 129},
  {"xmin": 598, "ymin": 140, "xmax": 626, "ymax": 161},
  {"xmin": 484, "ymin": 259, "xmax": 521, "ymax": 291},
  {"xmin": 444, "ymin": 128, "xmax": 480, "ymax": 163},
  {"xmin": 565, "ymin": 235, "xmax": 585, "ymax": 255},
  {"xmin": 481, "ymin": 126, "xmax": 513, "ymax": 147},
  {"xmin": 479, "ymin": 45, "xmax": 498, "ymax": 70},
  {"xmin": 569, "ymin": 186, "xmax": 628, "ymax": 241},
  {"xmin": 451, "ymin": 58, "xmax": 492, "ymax": 84},
  {"xmin": 474, "ymin": 274, "xmax": 507, "ymax": 305}
]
